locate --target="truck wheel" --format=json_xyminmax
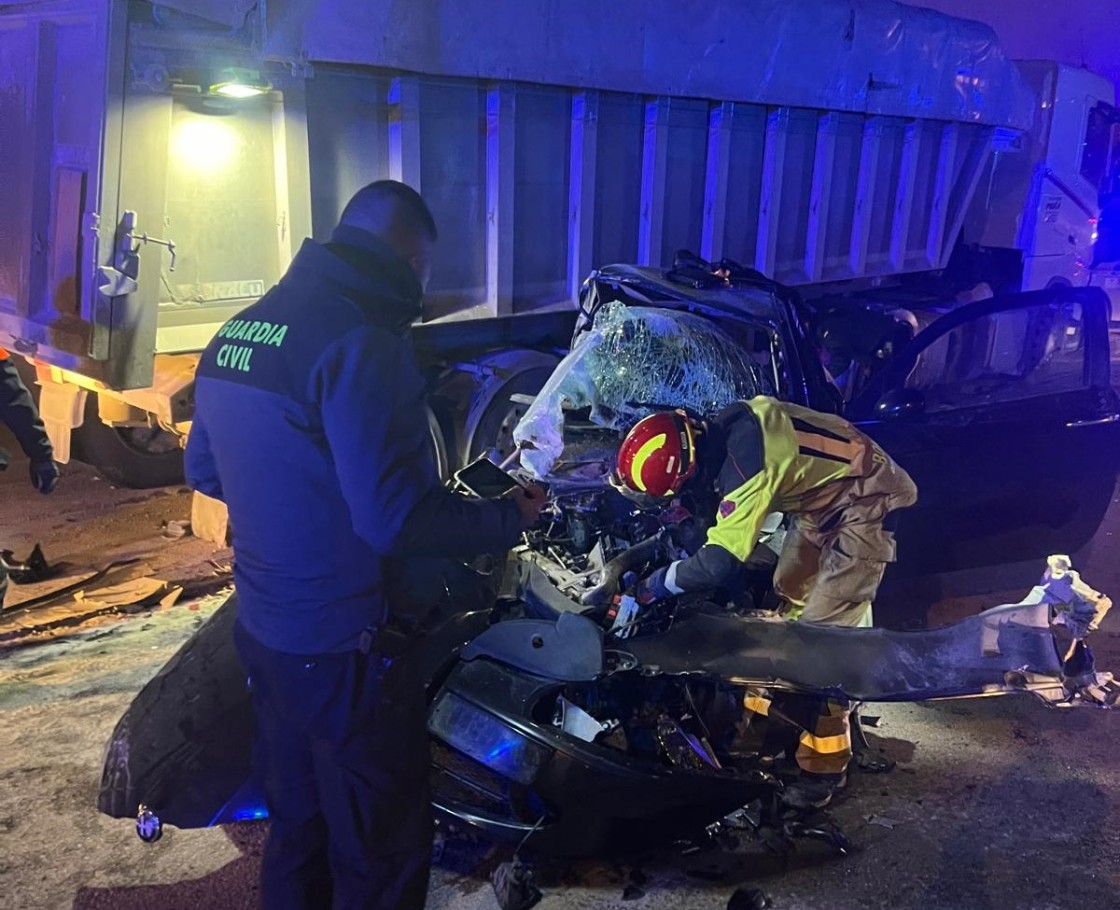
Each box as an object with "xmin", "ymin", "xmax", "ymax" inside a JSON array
[
  {"xmin": 72, "ymin": 398, "xmax": 184, "ymax": 489},
  {"xmin": 462, "ymin": 352, "xmax": 559, "ymax": 464},
  {"xmin": 427, "ymin": 405, "xmax": 451, "ymax": 480}
]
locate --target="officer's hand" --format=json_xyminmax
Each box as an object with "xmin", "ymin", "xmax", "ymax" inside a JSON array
[
  {"xmin": 509, "ymin": 482, "xmax": 547, "ymax": 529},
  {"xmin": 30, "ymin": 459, "xmax": 60, "ymax": 495}
]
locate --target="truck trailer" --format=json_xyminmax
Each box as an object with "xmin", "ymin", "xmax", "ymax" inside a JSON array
[{"xmin": 0, "ymin": 0, "xmax": 1117, "ymax": 487}]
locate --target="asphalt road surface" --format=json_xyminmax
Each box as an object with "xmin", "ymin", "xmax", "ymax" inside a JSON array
[{"xmin": 2, "ymin": 431, "xmax": 1119, "ymax": 910}]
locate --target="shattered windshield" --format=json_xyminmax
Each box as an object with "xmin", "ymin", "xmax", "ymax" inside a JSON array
[{"xmin": 513, "ymin": 302, "xmax": 776, "ymax": 478}]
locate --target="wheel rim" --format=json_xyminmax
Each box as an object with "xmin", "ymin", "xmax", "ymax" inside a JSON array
[{"xmin": 492, "ymin": 401, "xmax": 530, "ymax": 460}]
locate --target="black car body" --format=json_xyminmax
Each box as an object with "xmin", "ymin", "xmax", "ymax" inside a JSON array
[
  {"xmin": 541, "ymin": 263, "xmax": 1120, "ymax": 578},
  {"xmin": 99, "ymin": 571, "xmax": 1117, "ymax": 855}
]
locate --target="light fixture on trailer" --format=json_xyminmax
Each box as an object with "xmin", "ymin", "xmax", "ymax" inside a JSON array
[{"xmin": 208, "ymin": 67, "xmax": 270, "ymax": 99}]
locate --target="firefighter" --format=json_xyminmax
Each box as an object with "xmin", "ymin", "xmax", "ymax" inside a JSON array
[
  {"xmin": 612, "ymin": 396, "xmax": 917, "ymax": 807},
  {"xmin": 1, "ymin": 350, "xmax": 59, "ymax": 608},
  {"xmin": 185, "ymin": 181, "xmax": 546, "ymax": 910}
]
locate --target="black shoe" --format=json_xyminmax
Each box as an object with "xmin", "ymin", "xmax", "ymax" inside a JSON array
[{"xmin": 780, "ymin": 771, "xmax": 847, "ymax": 810}]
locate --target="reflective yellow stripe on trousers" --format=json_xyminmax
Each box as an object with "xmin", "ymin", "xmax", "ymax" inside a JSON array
[{"xmin": 798, "ymin": 730, "xmax": 850, "ymax": 754}]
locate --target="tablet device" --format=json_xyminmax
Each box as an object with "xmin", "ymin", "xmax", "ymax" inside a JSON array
[{"xmin": 453, "ymin": 456, "xmax": 524, "ymax": 498}]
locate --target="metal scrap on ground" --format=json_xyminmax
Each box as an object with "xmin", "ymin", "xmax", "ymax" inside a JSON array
[{"xmin": 0, "ymin": 563, "xmax": 185, "ymax": 646}]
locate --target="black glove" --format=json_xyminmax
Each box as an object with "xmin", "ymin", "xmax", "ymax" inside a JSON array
[
  {"xmin": 636, "ymin": 566, "xmax": 672, "ymax": 605},
  {"xmin": 30, "ymin": 459, "xmax": 59, "ymax": 494}
]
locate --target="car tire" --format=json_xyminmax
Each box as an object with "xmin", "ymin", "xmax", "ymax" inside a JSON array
[{"xmin": 72, "ymin": 397, "xmax": 184, "ymax": 489}]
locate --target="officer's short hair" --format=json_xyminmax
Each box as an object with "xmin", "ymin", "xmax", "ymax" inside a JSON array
[{"xmin": 339, "ymin": 180, "xmax": 438, "ymax": 242}]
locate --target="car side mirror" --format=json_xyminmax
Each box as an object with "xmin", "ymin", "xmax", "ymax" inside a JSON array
[{"xmin": 875, "ymin": 387, "xmax": 926, "ymax": 420}]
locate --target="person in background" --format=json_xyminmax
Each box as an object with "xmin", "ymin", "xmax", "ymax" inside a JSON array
[{"xmin": 1, "ymin": 349, "xmax": 60, "ymax": 608}]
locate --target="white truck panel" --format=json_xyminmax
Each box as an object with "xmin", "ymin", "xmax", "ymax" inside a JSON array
[
  {"xmin": 0, "ymin": 0, "xmax": 1076, "ymax": 401},
  {"xmin": 306, "ymin": 67, "xmax": 997, "ymax": 307}
]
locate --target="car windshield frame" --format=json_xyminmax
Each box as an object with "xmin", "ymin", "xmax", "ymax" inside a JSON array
[{"xmin": 574, "ymin": 264, "xmax": 818, "ymax": 405}]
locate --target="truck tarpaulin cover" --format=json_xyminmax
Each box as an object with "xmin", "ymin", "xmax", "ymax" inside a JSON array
[
  {"xmin": 512, "ymin": 302, "xmax": 772, "ymax": 478},
  {"xmin": 152, "ymin": 0, "xmax": 257, "ymax": 29},
  {"xmin": 253, "ymin": 0, "xmax": 1034, "ymax": 129}
]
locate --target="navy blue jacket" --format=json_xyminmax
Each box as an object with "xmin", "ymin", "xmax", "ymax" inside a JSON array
[
  {"xmin": 0, "ymin": 353, "xmax": 53, "ymax": 471},
  {"xmin": 185, "ymin": 229, "xmax": 523, "ymax": 654}
]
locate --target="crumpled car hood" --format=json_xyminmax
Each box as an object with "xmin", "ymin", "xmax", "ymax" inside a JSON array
[
  {"xmin": 625, "ymin": 603, "xmax": 1069, "ymax": 703},
  {"xmin": 484, "ymin": 555, "xmax": 1117, "ymax": 708}
]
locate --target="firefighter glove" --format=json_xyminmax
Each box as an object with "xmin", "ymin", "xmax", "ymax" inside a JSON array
[{"xmin": 637, "ymin": 566, "xmax": 672, "ymax": 605}]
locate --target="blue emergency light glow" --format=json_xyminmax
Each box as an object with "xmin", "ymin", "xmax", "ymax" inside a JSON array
[
  {"xmin": 208, "ymin": 792, "xmax": 270, "ymax": 826},
  {"xmin": 232, "ymin": 806, "xmax": 270, "ymax": 821},
  {"xmin": 485, "ymin": 738, "xmax": 520, "ymax": 763}
]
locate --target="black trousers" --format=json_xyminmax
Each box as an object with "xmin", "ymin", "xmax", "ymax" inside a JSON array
[{"xmin": 234, "ymin": 624, "xmax": 433, "ymax": 910}]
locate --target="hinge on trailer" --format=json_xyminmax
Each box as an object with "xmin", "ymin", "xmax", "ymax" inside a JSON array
[
  {"xmin": 97, "ymin": 267, "xmax": 138, "ymax": 298},
  {"xmin": 118, "ymin": 210, "xmax": 177, "ymax": 271},
  {"xmin": 98, "ymin": 210, "xmax": 177, "ymax": 297}
]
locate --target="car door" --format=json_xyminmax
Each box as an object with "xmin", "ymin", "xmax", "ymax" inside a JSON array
[{"xmin": 844, "ymin": 286, "xmax": 1120, "ymax": 575}]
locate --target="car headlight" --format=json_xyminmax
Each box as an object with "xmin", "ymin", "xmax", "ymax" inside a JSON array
[{"xmin": 429, "ymin": 692, "xmax": 548, "ymax": 785}]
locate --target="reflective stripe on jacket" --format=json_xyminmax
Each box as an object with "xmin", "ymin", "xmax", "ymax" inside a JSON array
[{"xmin": 670, "ymin": 396, "xmax": 883, "ymax": 593}]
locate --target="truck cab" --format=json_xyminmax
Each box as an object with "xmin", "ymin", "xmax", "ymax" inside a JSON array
[{"xmin": 966, "ymin": 62, "xmax": 1120, "ymax": 295}]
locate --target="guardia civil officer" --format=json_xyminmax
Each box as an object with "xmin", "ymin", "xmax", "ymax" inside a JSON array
[{"xmin": 186, "ymin": 181, "xmax": 545, "ymax": 910}]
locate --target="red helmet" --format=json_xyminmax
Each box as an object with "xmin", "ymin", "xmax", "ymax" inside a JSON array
[{"xmin": 614, "ymin": 411, "xmax": 699, "ymax": 499}]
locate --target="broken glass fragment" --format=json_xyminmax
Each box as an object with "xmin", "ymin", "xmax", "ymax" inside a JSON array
[{"xmin": 513, "ymin": 302, "xmax": 772, "ymax": 478}]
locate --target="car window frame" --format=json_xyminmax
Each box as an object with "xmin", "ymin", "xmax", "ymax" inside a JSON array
[{"xmin": 845, "ymin": 286, "xmax": 1113, "ymax": 421}]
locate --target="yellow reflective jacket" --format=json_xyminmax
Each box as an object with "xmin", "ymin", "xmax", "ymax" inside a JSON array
[{"xmin": 668, "ymin": 396, "xmax": 884, "ymax": 593}]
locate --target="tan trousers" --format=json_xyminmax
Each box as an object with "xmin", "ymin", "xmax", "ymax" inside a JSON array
[
  {"xmin": 769, "ymin": 450, "xmax": 916, "ymax": 777},
  {"xmin": 774, "ymin": 448, "xmax": 917, "ymax": 628}
]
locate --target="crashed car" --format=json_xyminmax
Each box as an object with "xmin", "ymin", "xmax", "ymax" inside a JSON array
[
  {"xmin": 99, "ymin": 259, "xmax": 1120, "ymax": 857},
  {"xmin": 99, "ymin": 552, "xmax": 1116, "ymax": 856},
  {"xmin": 506, "ymin": 257, "xmax": 1120, "ymax": 583}
]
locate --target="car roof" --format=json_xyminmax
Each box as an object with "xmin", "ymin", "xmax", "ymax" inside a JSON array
[{"xmin": 591, "ymin": 263, "xmax": 788, "ymax": 327}]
